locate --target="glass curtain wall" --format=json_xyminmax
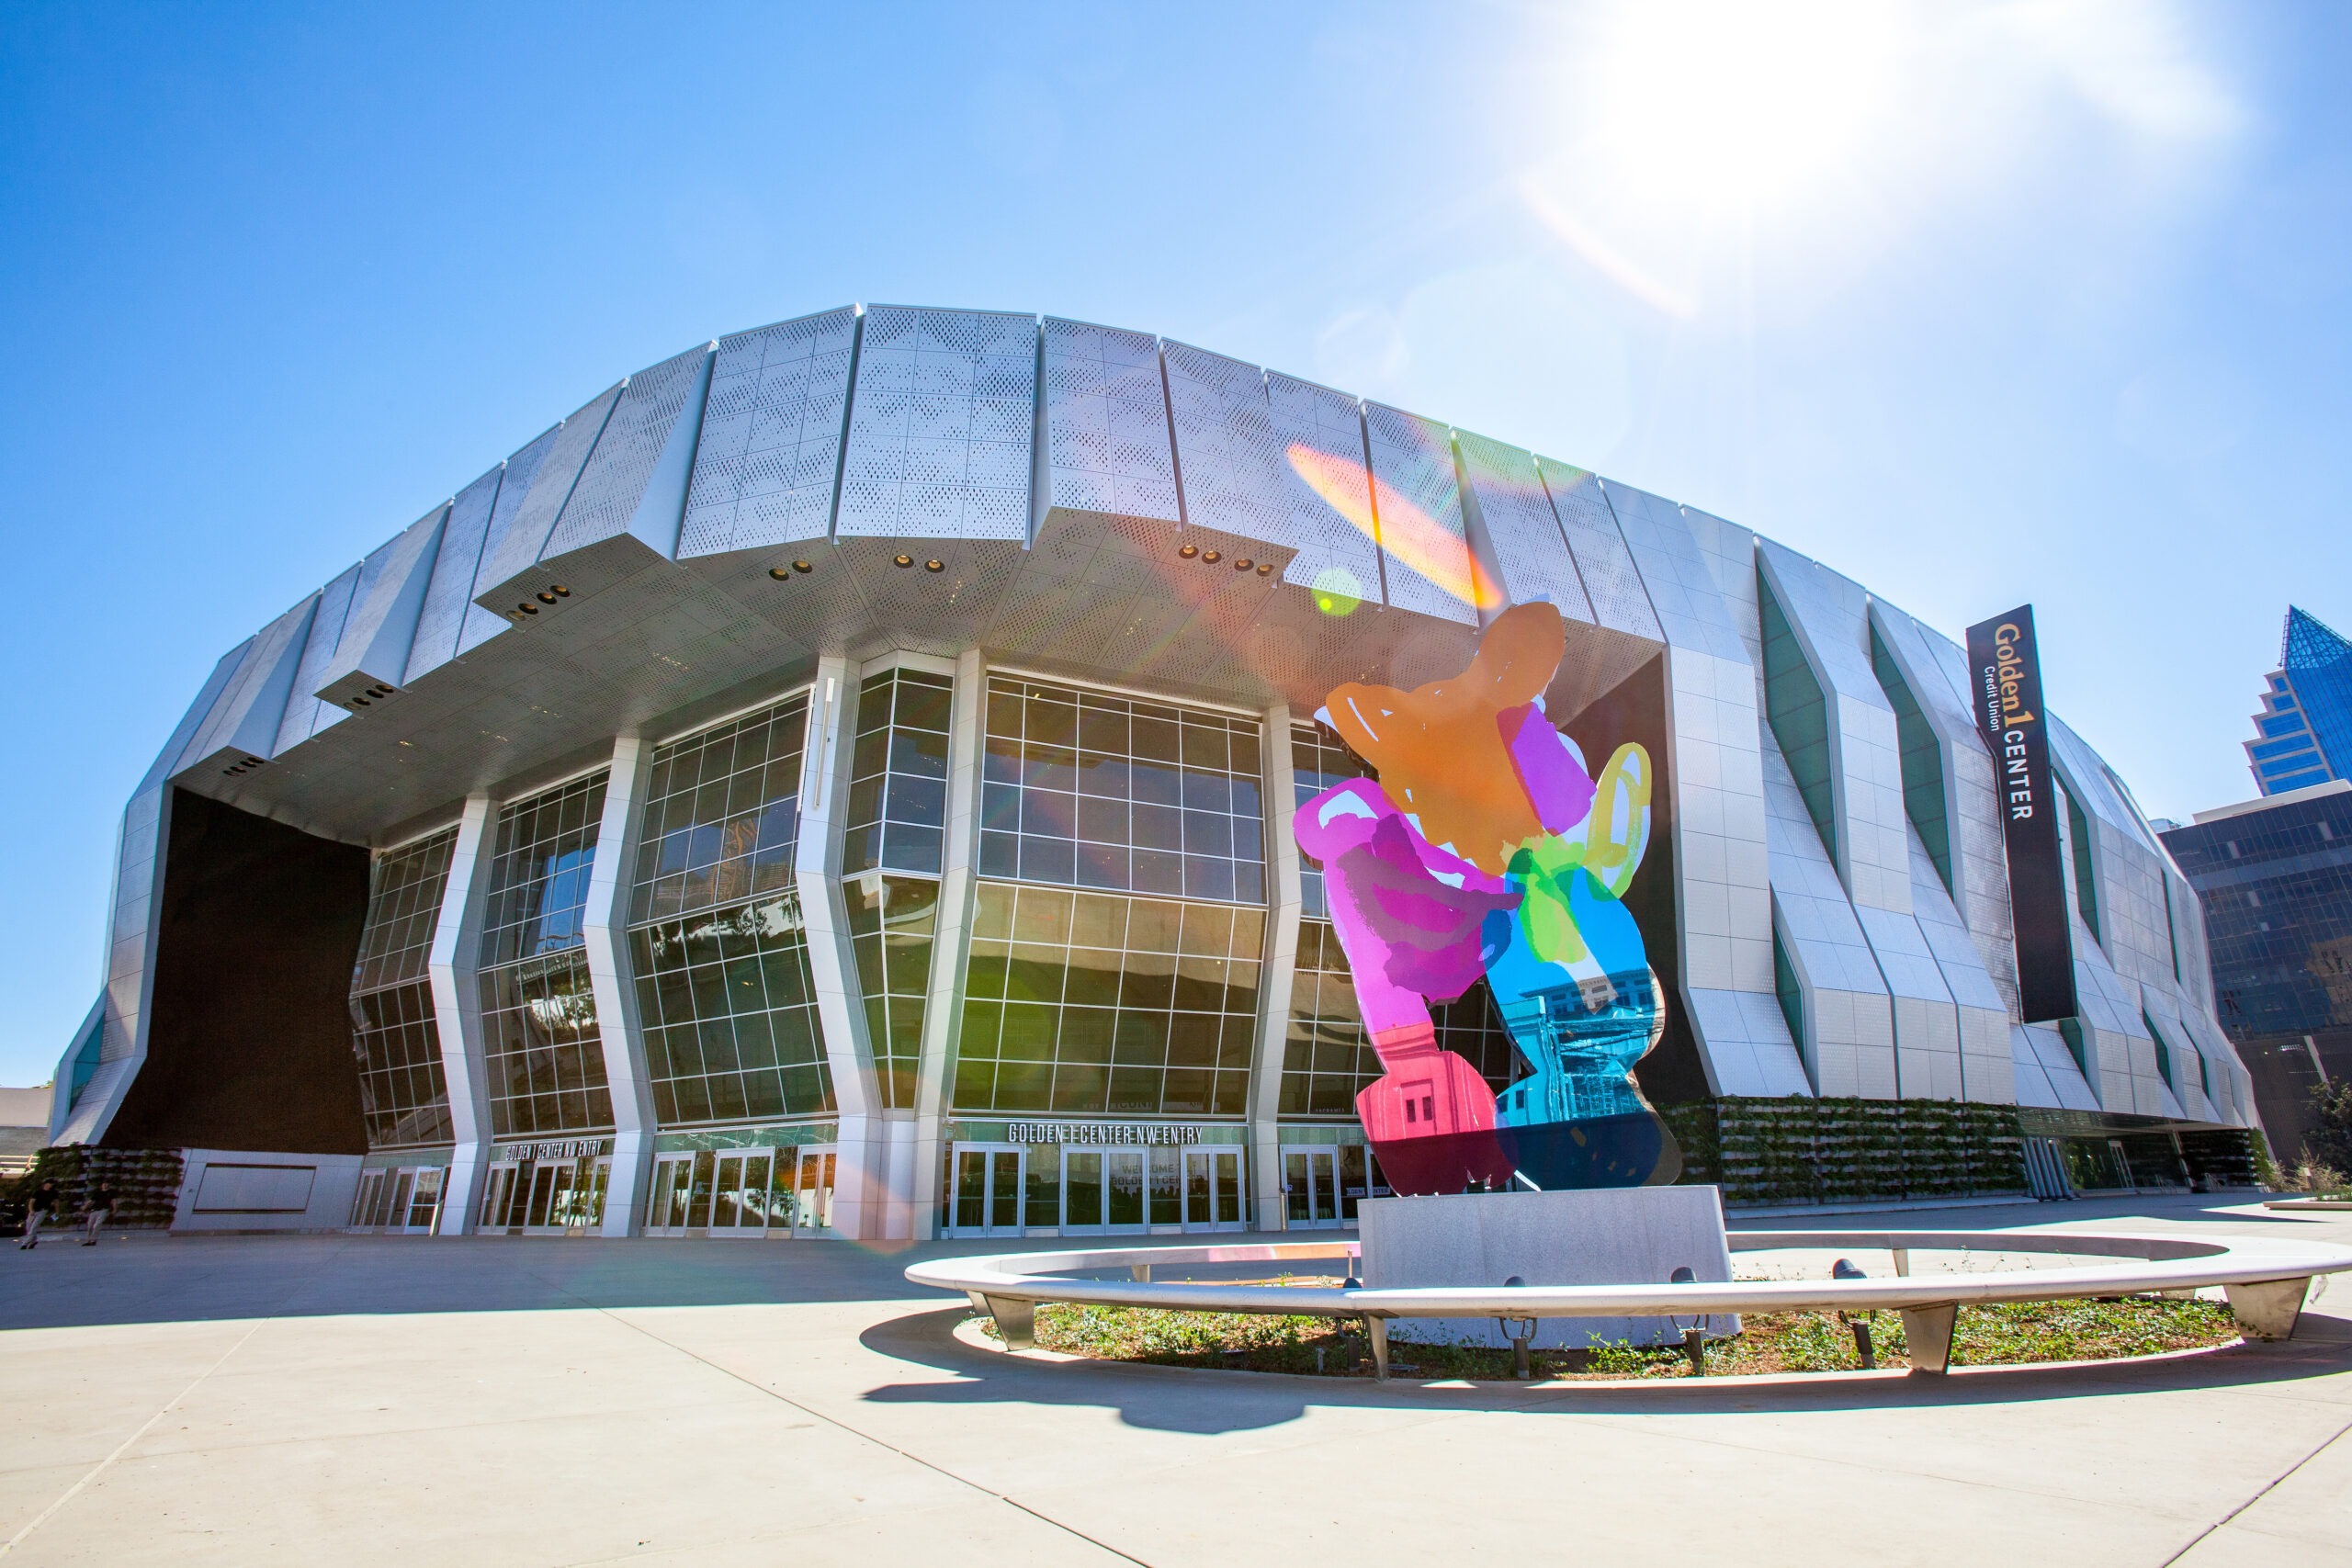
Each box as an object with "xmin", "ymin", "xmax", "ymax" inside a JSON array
[
  {"xmin": 956, "ymin": 678, "xmax": 1267, "ymax": 1117},
  {"xmin": 1282, "ymin": 722, "xmax": 1522, "ymax": 1117},
  {"xmin": 348, "ymin": 827, "xmax": 458, "ymax": 1146},
  {"xmin": 843, "ymin": 667, "xmax": 952, "ymax": 1109},
  {"xmin": 627, "ymin": 693, "xmax": 833, "ymax": 1124},
  {"xmin": 477, "ymin": 773, "xmax": 615, "ymax": 1135}
]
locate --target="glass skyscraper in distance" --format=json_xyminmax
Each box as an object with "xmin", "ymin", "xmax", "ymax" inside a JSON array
[
  {"xmin": 2159, "ymin": 783, "xmax": 2352, "ymax": 1165},
  {"xmin": 2245, "ymin": 606, "xmax": 2352, "ymax": 795}
]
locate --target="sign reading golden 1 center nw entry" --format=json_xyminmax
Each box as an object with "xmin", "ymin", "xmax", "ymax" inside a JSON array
[{"xmin": 1003, "ymin": 1122, "xmax": 1204, "ymax": 1145}]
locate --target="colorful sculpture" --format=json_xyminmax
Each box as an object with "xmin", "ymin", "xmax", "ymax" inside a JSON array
[{"xmin": 1295, "ymin": 602, "xmax": 1677, "ymax": 1193}]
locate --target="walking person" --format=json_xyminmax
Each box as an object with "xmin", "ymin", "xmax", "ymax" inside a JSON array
[
  {"xmin": 18, "ymin": 1177, "xmax": 59, "ymax": 1249},
  {"xmin": 82, "ymin": 1179, "xmax": 117, "ymax": 1246}
]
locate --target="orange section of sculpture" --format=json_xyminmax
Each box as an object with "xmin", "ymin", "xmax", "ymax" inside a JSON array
[{"xmin": 1320, "ymin": 602, "xmax": 1569, "ymax": 876}]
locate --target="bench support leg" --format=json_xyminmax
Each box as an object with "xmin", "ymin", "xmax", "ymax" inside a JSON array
[
  {"xmin": 1130, "ymin": 1262, "xmax": 1151, "ymax": 1281},
  {"xmin": 1368, "ymin": 1317, "xmax": 1390, "ymax": 1382},
  {"xmin": 1901, "ymin": 1302, "xmax": 1958, "ymax": 1374},
  {"xmin": 2224, "ymin": 1277, "xmax": 2310, "ymax": 1340},
  {"xmin": 982, "ymin": 1294, "xmax": 1035, "ymax": 1350}
]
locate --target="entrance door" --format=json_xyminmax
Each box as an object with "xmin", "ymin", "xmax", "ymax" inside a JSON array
[
  {"xmin": 480, "ymin": 1163, "xmax": 518, "ymax": 1230},
  {"xmin": 1182, "ymin": 1148, "xmax": 1245, "ymax": 1231},
  {"xmin": 1063, "ymin": 1148, "xmax": 1148, "ymax": 1235},
  {"xmin": 951, "ymin": 1145, "xmax": 1023, "ymax": 1235},
  {"xmin": 648, "ymin": 1154, "xmax": 695, "ymax": 1233},
  {"xmin": 525, "ymin": 1162, "xmax": 569, "ymax": 1232},
  {"xmin": 1283, "ymin": 1148, "xmax": 1341, "ymax": 1229},
  {"xmin": 1104, "ymin": 1149, "xmax": 1146, "ymax": 1230},
  {"xmin": 351, "ymin": 1169, "xmax": 386, "ymax": 1229},
  {"xmin": 711, "ymin": 1149, "xmax": 776, "ymax": 1235},
  {"xmin": 402, "ymin": 1168, "xmax": 445, "ymax": 1233},
  {"xmin": 791, "ymin": 1146, "xmax": 837, "ymax": 1235},
  {"xmin": 386, "ymin": 1170, "xmax": 416, "ymax": 1233}
]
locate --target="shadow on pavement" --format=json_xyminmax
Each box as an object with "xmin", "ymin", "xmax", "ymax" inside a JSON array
[
  {"xmin": 0, "ymin": 1232, "xmax": 982, "ymax": 1330},
  {"xmin": 854, "ymin": 1293, "xmax": 2352, "ymax": 1431}
]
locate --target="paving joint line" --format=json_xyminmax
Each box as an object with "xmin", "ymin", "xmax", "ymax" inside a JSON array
[
  {"xmin": 0, "ymin": 1318, "xmax": 265, "ymax": 1558},
  {"xmin": 551, "ymin": 1279, "xmax": 1153, "ymax": 1566},
  {"xmin": 2159, "ymin": 1413, "xmax": 2352, "ymax": 1565}
]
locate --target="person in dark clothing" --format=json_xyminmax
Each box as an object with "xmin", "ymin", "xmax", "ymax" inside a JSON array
[
  {"xmin": 83, "ymin": 1179, "xmax": 117, "ymax": 1245},
  {"xmin": 18, "ymin": 1179, "xmax": 59, "ymax": 1249}
]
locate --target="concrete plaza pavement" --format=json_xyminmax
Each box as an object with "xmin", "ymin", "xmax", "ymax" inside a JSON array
[{"xmin": 0, "ymin": 1193, "xmax": 2347, "ymax": 1566}]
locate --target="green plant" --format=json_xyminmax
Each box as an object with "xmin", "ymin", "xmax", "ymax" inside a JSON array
[{"xmin": 2306, "ymin": 1080, "xmax": 2352, "ymax": 1176}]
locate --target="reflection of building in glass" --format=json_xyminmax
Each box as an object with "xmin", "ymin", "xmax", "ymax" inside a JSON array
[
  {"xmin": 2244, "ymin": 606, "xmax": 2352, "ymax": 795},
  {"xmin": 2158, "ymin": 782, "xmax": 2352, "ymax": 1163},
  {"xmin": 47, "ymin": 300, "xmax": 2262, "ymax": 1240}
]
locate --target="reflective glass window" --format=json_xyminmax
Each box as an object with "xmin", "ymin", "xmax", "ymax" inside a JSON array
[
  {"xmin": 843, "ymin": 669, "xmax": 952, "ymax": 876},
  {"xmin": 847, "ymin": 874, "xmax": 938, "ymax": 1110},
  {"xmin": 1290, "ymin": 722, "xmax": 1374, "ymax": 919},
  {"xmin": 349, "ymin": 828, "xmax": 457, "ymax": 1148},
  {"xmin": 978, "ymin": 677, "xmax": 1265, "ymax": 905},
  {"xmin": 477, "ymin": 774, "xmax": 614, "ymax": 1135},
  {"xmin": 630, "ymin": 694, "xmax": 807, "ymax": 925},
  {"xmin": 628, "ymin": 693, "xmax": 830, "ymax": 1126},
  {"xmin": 954, "ymin": 883, "xmax": 1263, "ymax": 1116}
]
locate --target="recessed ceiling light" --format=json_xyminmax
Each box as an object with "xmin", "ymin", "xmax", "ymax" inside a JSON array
[
  {"xmin": 536, "ymin": 591, "xmax": 559, "ymax": 605},
  {"xmin": 1234, "ymin": 558, "xmax": 1253, "ymax": 571},
  {"xmin": 769, "ymin": 567, "xmax": 792, "ymax": 581},
  {"xmin": 516, "ymin": 603, "xmax": 537, "ymax": 616},
  {"xmin": 893, "ymin": 554, "xmax": 914, "ymax": 568},
  {"xmin": 1178, "ymin": 544, "xmax": 1199, "ymax": 559},
  {"xmin": 1202, "ymin": 549, "xmax": 1222, "ymax": 565},
  {"xmin": 550, "ymin": 584, "xmax": 570, "ymax": 597},
  {"xmin": 924, "ymin": 559, "xmax": 944, "ymax": 572},
  {"xmin": 793, "ymin": 560, "xmax": 812, "ymax": 573},
  {"xmin": 1256, "ymin": 562, "xmax": 1272, "ymax": 576}
]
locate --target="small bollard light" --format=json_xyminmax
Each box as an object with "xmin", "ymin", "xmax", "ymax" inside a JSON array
[
  {"xmin": 1496, "ymin": 1274, "xmax": 1538, "ymax": 1380},
  {"xmin": 1832, "ymin": 1258, "xmax": 1876, "ymax": 1369},
  {"xmin": 1668, "ymin": 1265, "xmax": 1706, "ymax": 1375}
]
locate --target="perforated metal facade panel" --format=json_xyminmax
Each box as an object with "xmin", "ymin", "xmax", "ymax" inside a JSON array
[
  {"xmin": 1363, "ymin": 402, "xmax": 1475, "ymax": 626},
  {"xmin": 1041, "ymin": 317, "xmax": 1179, "ymax": 525},
  {"xmin": 457, "ymin": 423, "xmax": 562, "ymax": 659},
  {"xmin": 542, "ymin": 344, "xmax": 712, "ymax": 560},
  {"xmin": 1453, "ymin": 428, "xmax": 1591, "ymax": 623},
  {"xmin": 174, "ymin": 596, "xmax": 320, "ymax": 773},
  {"xmin": 679, "ymin": 308, "xmax": 859, "ymax": 557},
  {"xmin": 407, "ymin": 464, "xmax": 503, "ymax": 682},
  {"xmin": 1535, "ymin": 459, "xmax": 1660, "ymax": 641},
  {"xmin": 1263, "ymin": 371, "xmax": 1385, "ymax": 609},
  {"xmin": 474, "ymin": 384, "xmax": 622, "ymax": 592},
  {"xmin": 273, "ymin": 562, "xmax": 363, "ymax": 754},
  {"xmin": 1161, "ymin": 342, "xmax": 1283, "ymax": 539},
  {"xmin": 837, "ymin": 306, "xmax": 1036, "ymax": 541}
]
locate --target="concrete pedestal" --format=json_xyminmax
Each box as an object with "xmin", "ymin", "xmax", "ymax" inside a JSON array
[{"xmin": 1358, "ymin": 1185, "xmax": 1736, "ymax": 1348}]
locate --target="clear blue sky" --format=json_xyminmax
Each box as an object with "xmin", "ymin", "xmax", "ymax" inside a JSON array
[{"xmin": 2, "ymin": 2, "xmax": 2346, "ymax": 1086}]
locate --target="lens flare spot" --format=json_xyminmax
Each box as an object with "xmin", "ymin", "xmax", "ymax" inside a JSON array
[{"xmin": 1313, "ymin": 566, "xmax": 1363, "ymax": 616}]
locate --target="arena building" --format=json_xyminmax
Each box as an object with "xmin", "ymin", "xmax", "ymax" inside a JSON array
[{"xmin": 44, "ymin": 304, "xmax": 2263, "ymax": 1237}]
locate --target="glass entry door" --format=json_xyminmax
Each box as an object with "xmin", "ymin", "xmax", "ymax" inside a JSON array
[
  {"xmin": 522, "ymin": 1163, "xmax": 565, "ymax": 1231},
  {"xmin": 647, "ymin": 1154, "xmax": 695, "ymax": 1233},
  {"xmin": 790, "ymin": 1146, "xmax": 837, "ymax": 1235},
  {"xmin": 1183, "ymin": 1148, "xmax": 1246, "ymax": 1231},
  {"xmin": 479, "ymin": 1163, "xmax": 517, "ymax": 1229},
  {"xmin": 401, "ymin": 1168, "xmax": 444, "ymax": 1233},
  {"xmin": 1283, "ymin": 1147, "xmax": 1341, "ymax": 1229},
  {"xmin": 950, "ymin": 1145, "xmax": 1023, "ymax": 1235},
  {"xmin": 1063, "ymin": 1148, "xmax": 1148, "ymax": 1234},
  {"xmin": 710, "ymin": 1148, "xmax": 778, "ymax": 1235}
]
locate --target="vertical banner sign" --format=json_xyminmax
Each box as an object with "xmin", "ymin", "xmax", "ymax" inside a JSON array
[{"xmin": 1966, "ymin": 605, "xmax": 2079, "ymax": 1022}]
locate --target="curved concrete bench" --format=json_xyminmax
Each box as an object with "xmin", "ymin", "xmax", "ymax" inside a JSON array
[{"xmin": 906, "ymin": 1229, "xmax": 2352, "ymax": 1378}]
